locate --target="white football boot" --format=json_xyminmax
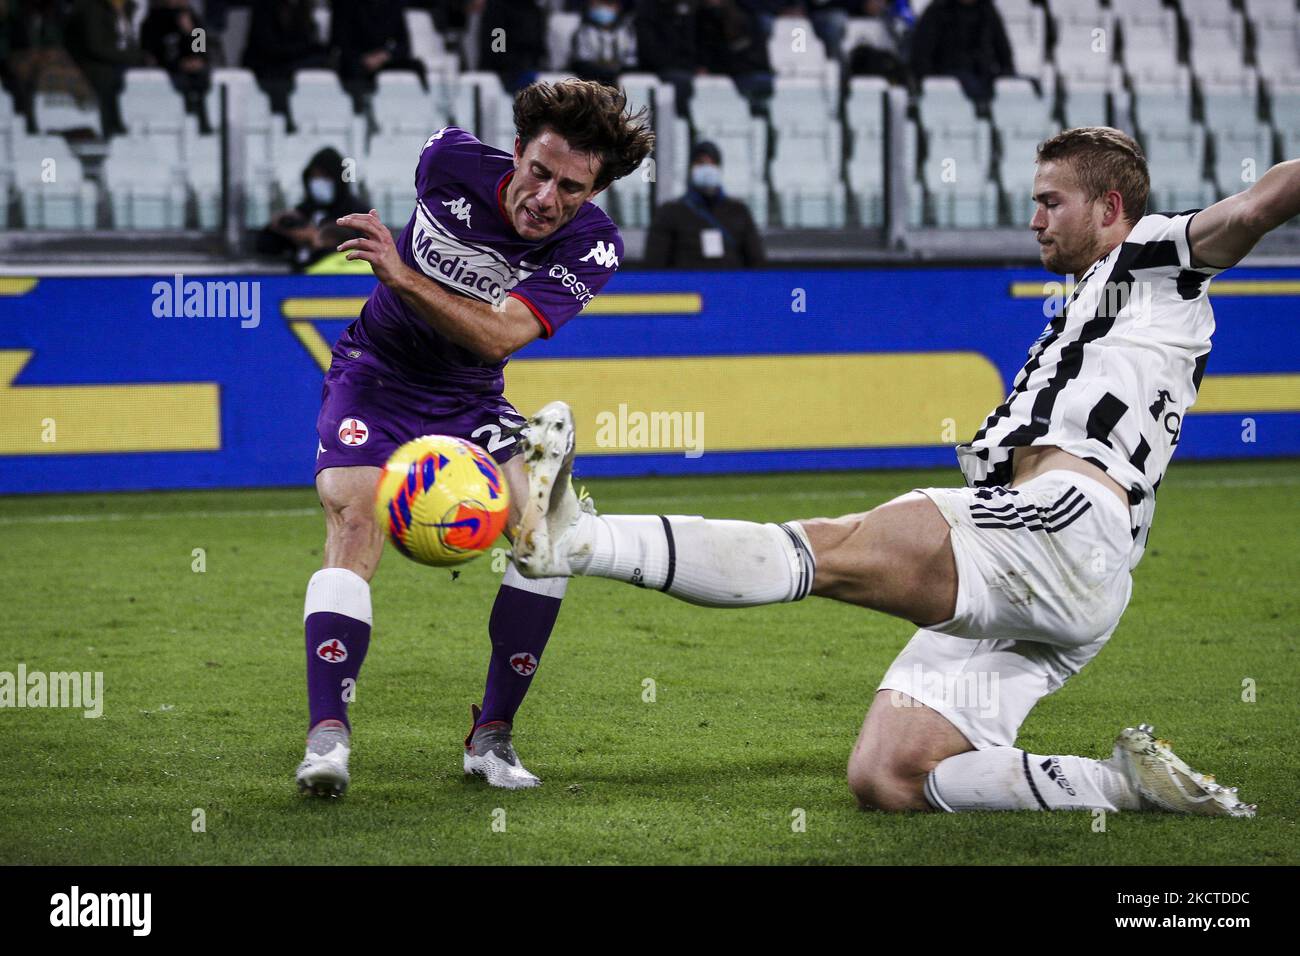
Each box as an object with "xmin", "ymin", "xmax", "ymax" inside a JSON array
[
  {"xmin": 463, "ymin": 705, "xmax": 541, "ymax": 789},
  {"xmin": 296, "ymin": 721, "xmax": 351, "ymax": 797},
  {"xmin": 513, "ymin": 400, "xmax": 591, "ymax": 579},
  {"xmin": 1113, "ymin": 724, "xmax": 1256, "ymax": 817}
]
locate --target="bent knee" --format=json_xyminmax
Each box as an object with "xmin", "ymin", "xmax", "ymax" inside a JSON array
[{"xmin": 847, "ymin": 756, "xmax": 932, "ymax": 812}]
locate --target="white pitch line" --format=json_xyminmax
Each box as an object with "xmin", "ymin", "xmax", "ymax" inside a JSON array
[{"xmin": 1, "ymin": 473, "xmax": 1295, "ymax": 526}]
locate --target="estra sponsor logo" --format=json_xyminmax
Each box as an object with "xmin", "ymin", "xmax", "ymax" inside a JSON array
[{"xmin": 548, "ymin": 263, "xmax": 595, "ymax": 308}]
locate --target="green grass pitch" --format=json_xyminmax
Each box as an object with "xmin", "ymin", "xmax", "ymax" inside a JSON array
[{"xmin": 1, "ymin": 460, "xmax": 1295, "ymax": 865}]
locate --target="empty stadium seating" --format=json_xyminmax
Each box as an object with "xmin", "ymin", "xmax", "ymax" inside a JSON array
[
  {"xmin": 12, "ymin": 133, "xmax": 97, "ymax": 229},
  {"xmin": 917, "ymin": 77, "xmax": 997, "ymax": 228},
  {"xmin": 770, "ymin": 77, "xmax": 845, "ymax": 227}
]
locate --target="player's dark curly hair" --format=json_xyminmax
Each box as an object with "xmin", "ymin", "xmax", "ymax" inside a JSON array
[
  {"xmin": 1037, "ymin": 127, "xmax": 1150, "ymax": 225},
  {"xmin": 513, "ymin": 79, "xmax": 655, "ymax": 191}
]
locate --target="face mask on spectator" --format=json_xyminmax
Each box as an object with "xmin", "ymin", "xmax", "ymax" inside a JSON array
[
  {"xmin": 690, "ymin": 164, "xmax": 722, "ymax": 193},
  {"xmin": 308, "ymin": 177, "xmax": 336, "ymax": 206},
  {"xmin": 589, "ymin": 5, "xmax": 619, "ymax": 26}
]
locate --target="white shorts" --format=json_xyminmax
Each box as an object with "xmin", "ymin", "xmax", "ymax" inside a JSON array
[{"xmin": 878, "ymin": 470, "xmax": 1134, "ymax": 749}]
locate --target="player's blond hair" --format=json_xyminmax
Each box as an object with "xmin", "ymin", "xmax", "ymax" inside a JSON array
[
  {"xmin": 1037, "ymin": 127, "xmax": 1151, "ymax": 225},
  {"xmin": 513, "ymin": 79, "xmax": 655, "ymax": 191}
]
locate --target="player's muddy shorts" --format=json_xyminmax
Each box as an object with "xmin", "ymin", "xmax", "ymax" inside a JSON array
[
  {"xmin": 878, "ymin": 470, "xmax": 1134, "ymax": 749},
  {"xmin": 314, "ymin": 354, "xmax": 526, "ymax": 475}
]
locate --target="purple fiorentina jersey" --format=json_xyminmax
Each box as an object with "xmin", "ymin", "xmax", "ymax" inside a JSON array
[{"xmin": 338, "ymin": 126, "xmax": 624, "ymax": 394}]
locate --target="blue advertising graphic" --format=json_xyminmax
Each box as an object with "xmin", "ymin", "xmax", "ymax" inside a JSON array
[{"xmin": 0, "ymin": 268, "xmax": 1296, "ymax": 494}]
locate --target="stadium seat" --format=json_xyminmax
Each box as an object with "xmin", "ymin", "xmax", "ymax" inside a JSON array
[
  {"xmin": 767, "ymin": 16, "xmax": 834, "ymax": 82},
  {"xmin": 455, "ymin": 71, "xmax": 512, "ymax": 151},
  {"xmin": 1186, "ymin": 2, "xmax": 1251, "ymax": 85},
  {"xmin": 547, "ymin": 12, "xmax": 582, "ymax": 72},
  {"xmin": 206, "ymin": 68, "xmax": 286, "ymax": 225},
  {"xmin": 32, "ymin": 89, "xmax": 100, "ymax": 137},
  {"xmin": 770, "ymin": 77, "xmax": 844, "ymax": 227},
  {"xmin": 1202, "ymin": 68, "xmax": 1261, "ymax": 137},
  {"xmin": 917, "ymin": 77, "xmax": 997, "ymax": 228},
  {"xmin": 0, "ymin": 91, "xmax": 15, "ymax": 226},
  {"xmin": 12, "ymin": 133, "xmax": 97, "ymax": 229},
  {"xmin": 623, "ymin": 73, "xmax": 688, "ymax": 173},
  {"xmin": 288, "ymin": 70, "xmax": 365, "ymax": 151},
  {"xmin": 103, "ymin": 136, "xmax": 187, "ymax": 229},
  {"xmin": 187, "ymin": 133, "xmax": 222, "ymax": 231},
  {"xmin": 1250, "ymin": 10, "xmax": 1300, "ymax": 86},
  {"xmin": 120, "ymin": 69, "xmax": 196, "ymax": 165},
  {"xmin": 1143, "ymin": 124, "xmax": 1215, "ymax": 211},
  {"xmin": 364, "ymin": 131, "xmax": 421, "ymax": 227},
  {"xmin": 1116, "ymin": 4, "xmax": 1180, "ymax": 85},
  {"xmin": 690, "ymin": 76, "xmax": 770, "ymax": 226},
  {"xmin": 845, "ymin": 77, "xmax": 888, "ymax": 226},
  {"xmin": 1211, "ymin": 124, "xmax": 1272, "ymax": 198},
  {"xmin": 405, "ymin": 9, "xmax": 454, "ymax": 73},
  {"xmin": 1130, "ymin": 66, "xmax": 1195, "ymax": 138},
  {"xmin": 1051, "ymin": 2, "xmax": 1116, "ymax": 87},
  {"xmin": 1000, "ymin": 2, "xmax": 1050, "ymax": 83},
  {"xmin": 991, "ymin": 77, "xmax": 1057, "ymax": 226},
  {"xmin": 371, "ymin": 72, "xmax": 448, "ymax": 139}
]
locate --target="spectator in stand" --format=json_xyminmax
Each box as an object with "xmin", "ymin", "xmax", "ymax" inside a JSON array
[
  {"xmin": 473, "ymin": 0, "xmax": 546, "ymax": 94},
  {"xmin": 643, "ymin": 140, "xmax": 765, "ymax": 268},
  {"xmin": 910, "ymin": 0, "xmax": 1013, "ymax": 109},
  {"xmin": 634, "ymin": 0, "xmax": 695, "ymax": 117},
  {"xmin": 242, "ymin": 0, "xmax": 330, "ymax": 118},
  {"xmin": 844, "ymin": 0, "xmax": 910, "ymax": 84},
  {"xmin": 331, "ymin": 0, "xmax": 427, "ymax": 106},
  {"xmin": 697, "ymin": 0, "xmax": 773, "ymax": 115},
  {"xmin": 1, "ymin": 0, "xmax": 95, "ymax": 132},
  {"xmin": 64, "ymin": 0, "xmax": 148, "ymax": 137},
  {"xmin": 257, "ymin": 146, "xmax": 369, "ymax": 269},
  {"xmin": 568, "ymin": 0, "xmax": 637, "ymax": 88},
  {"xmin": 140, "ymin": 0, "xmax": 213, "ymax": 132}
]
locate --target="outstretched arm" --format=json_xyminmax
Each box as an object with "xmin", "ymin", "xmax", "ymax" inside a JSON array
[
  {"xmin": 1189, "ymin": 159, "xmax": 1300, "ymax": 270},
  {"xmin": 336, "ymin": 210, "xmax": 541, "ymax": 363}
]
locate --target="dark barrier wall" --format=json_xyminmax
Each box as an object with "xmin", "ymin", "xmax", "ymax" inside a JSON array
[{"xmin": 0, "ymin": 268, "xmax": 1297, "ymax": 494}]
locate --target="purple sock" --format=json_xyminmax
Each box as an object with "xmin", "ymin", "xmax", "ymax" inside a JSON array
[
  {"xmin": 304, "ymin": 569, "xmax": 373, "ymax": 731},
  {"xmin": 478, "ymin": 566, "xmax": 568, "ymax": 727}
]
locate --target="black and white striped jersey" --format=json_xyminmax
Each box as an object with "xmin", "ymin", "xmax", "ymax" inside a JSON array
[{"xmin": 956, "ymin": 212, "xmax": 1225, "ymax": 568}]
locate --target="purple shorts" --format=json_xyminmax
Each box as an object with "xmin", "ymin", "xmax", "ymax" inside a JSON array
[{"xmin": 314, "ymin": 356, "xmax": 525, "ymax": 475}]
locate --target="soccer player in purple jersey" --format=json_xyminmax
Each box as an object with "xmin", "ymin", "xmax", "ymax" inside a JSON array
[{"xmin": 296, "ymin": 80, "xmax": 654, "ymax": 795}]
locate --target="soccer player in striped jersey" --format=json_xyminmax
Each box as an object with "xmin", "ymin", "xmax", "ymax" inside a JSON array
[{"xmin": 514, "ymin": 128, "xmax": 1300, "ymax": 816}]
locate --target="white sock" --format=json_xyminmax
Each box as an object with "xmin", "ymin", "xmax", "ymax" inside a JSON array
[
  {"xmin": 569, "ymin": 513, "xmax": 815, "ymax": 607},
  {"xmin": 926, "ymin": 747, "xmax": 1141, "ymax": 812},
  {"xmin": 304, "ymin": 567, "xmax": 372, "ymax": 623}
]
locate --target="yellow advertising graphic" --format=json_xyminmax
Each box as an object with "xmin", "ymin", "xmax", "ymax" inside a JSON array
[
  {"xmin": 504, "ymin": 353, "xmax": 1005, "ymax": 454},
  {"xmin": 0, "ymin": 350, "xmax": 220, "ymax": 456}
]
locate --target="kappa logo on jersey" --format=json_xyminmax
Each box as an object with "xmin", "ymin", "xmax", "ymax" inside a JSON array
[
  {"xmin": 316, "ymin": 440, "xmax": 326, "ymax": 459},
  {"xmin": 442, "ymin": 196, "xmax": 472, "ymax": 228},
  {"xmin": 316, "ymin": 639, "xmax": 348, "ymax": 663},
  {"xmin": 338, "ymin": 418, "xmax": 369, "ymax": 446},
  {"xmin": 579, "ymin": 240, "xmax": 619, "ymax": 269},
  {"xmin": 509, "ymin": 652, "xmax": 538, "ymax": 676},
  {"xmin": 423, "ymin": 127, "xmax": 448, "ymax": 149}
]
